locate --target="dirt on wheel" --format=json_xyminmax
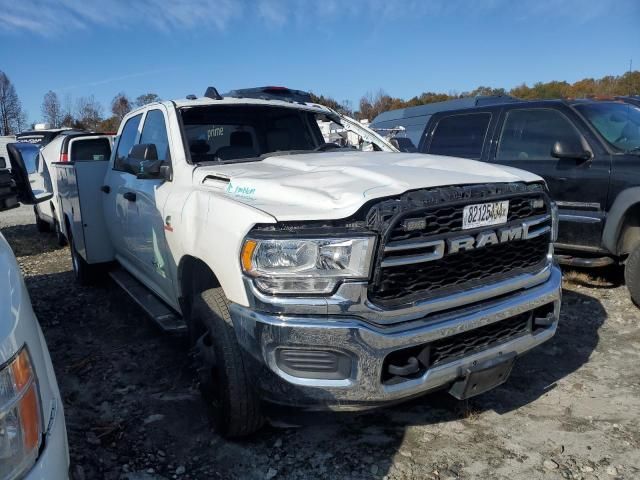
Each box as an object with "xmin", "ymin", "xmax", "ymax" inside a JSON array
[{"xmin": 2, "ymin": 208, "xmax": 639, "ymax": 480}]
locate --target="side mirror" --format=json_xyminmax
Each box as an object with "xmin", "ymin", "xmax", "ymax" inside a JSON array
[
  {"xmin": 390, "ymin": 137, "xmax": 418, "ymax": 153},
  {"xmin": 129, "ymin": 143, "xmax": 158, "ymax": 161},
  {"xmin": 551, "ymin": 140, "xmax": 592, "ymax": 161},
  {"xmin": 6, "ymin": 143, "xmax": 53, "ymax": 205},
  {"xmin": 129, "ymin": 143, "xmax": 171, "ymax": 181}
]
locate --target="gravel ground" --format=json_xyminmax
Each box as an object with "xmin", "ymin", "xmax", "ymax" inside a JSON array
[{"xmin": 2, "ymin": 206, "xmax": 639, "ymax": 480}]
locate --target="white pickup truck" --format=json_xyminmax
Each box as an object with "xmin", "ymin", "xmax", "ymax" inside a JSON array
[
  {"xmin": 1, "ymin": 148, "xmax": 69, "ymax": 479},
  {"xmin": 52, "ymin": 86, "xmax": 561, "ymax": 437}
]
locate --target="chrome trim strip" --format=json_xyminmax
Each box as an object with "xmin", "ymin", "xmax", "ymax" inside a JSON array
[
  {"xmin": 244, "ymin": 262, "xmax": 553, "ymax": 324},
  {"xmin": 379, "ymin": 214, "xmax": 551, "ymax": 267},
  {"xmin": 559, "ymin": 214, "xmax": 601, "ymax": 224},
  {"xmin": 556, "ymin": 201, "xmax": 600, "ymax": 210},
  {"xmin": 384, "ymin": 238, "xmax": 443, "ymax": 252},
  {"xmin": 381, "ymin": 241, "xmax": 444, "ymax": 267}
]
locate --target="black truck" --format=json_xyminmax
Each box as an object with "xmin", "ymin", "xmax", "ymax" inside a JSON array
[{"xmin": 372, "ymin": 98, "xmax": 640, "ymax": 304}]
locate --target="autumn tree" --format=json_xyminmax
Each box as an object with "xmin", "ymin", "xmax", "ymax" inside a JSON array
[
  {"xmin": 135, "ymin": 93, "xmax": 161, "ymax": 107},
  {"xmin": 111, "ymin": 92, "xmax": 131, "ymax": 121},
  {"xmin": 98, "ymin": 116, "xmax": 121, "ymax": 133},
  {"xmin": 41, "ymin": 90, "xmax": 62, "ymax": 127},
  {"xmin": 0, "ymin": 71, "xmax": 24, "ymax": 135},
  {"xmin": 60, "ymin": 93, "xmax": 75, "ymax": 127},
  {"xmin": 75, "ymin": 95, "xmax": 103, "ymax": 131}
]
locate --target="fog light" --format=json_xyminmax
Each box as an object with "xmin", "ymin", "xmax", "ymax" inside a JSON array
[{"xmin": 275, "ymin": 349, "xmax": 352, "ymax": 380}]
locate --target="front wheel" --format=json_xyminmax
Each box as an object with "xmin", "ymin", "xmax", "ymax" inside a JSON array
[
  {"xmin": 625, "ymin": 243, "xmax": 640, "ymax": 306},
  {"xmin": 190, "ymin": 288, "xmax": 264, "ymax": 437}
]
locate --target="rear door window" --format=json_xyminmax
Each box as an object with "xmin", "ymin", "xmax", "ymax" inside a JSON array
[
  {"xmin": 114, "ymin": 114, "xmax": 142, "ymax": 171},
  {"xmin": 71, "ymin": 138, "xmax": 112, "ymax": 162},
  {"xmin": 427, "ymin": 113, "xmax": 492, "ymax": 159},
  {"xmin": 497, "ymin": 109, "xmax": 582, "ymax": 161}
]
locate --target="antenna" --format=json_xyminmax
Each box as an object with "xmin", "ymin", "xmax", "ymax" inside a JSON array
[{"xmin": 204, "ymin": 87, "xmax": 223, "ymax": 100}]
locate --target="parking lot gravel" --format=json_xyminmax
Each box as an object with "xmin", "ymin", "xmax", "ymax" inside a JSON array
[{"xmin": 2, "ymin": 206, "xmax": 639, "ymax": 480}]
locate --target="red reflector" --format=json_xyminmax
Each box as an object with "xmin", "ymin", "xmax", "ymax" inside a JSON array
[{"xmin": 60, "ymin": 153, "xmax": 69, "ymax": 162}]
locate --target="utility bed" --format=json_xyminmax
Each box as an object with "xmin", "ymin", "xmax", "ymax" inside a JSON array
[{"xmin": 54, "ymin": 135, "xmax": 114, "ymax": 264}]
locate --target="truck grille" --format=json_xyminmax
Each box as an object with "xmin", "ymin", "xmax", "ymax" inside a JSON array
[
  {"xmin": 429, "ymin": 312, "xmax": 531, "ymax": 367},
  {"xmin": 366, "ymin": 183, "xmax": 551, "ymax": 307}
]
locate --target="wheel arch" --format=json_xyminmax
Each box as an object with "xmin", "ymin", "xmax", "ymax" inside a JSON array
[
  {"xmin": 602, "ymin": 187, "xmax": 640, "ymax": 256},
  {"xmin": 63, "ymin": 212, "xmax": 72, "ymax": 239},
  {"xmin": 177, "ymin": 255, "xmax": 221, "ymax": 318}
]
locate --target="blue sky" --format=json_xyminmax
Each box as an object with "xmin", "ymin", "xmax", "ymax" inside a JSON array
[{"xmin": 1, "ymin": 0, "xmax": 638, "ymax": 123}]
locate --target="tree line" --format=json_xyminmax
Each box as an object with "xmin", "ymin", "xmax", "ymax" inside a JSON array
[
  {"xmin": 313, "ymin": 70, "xmax": 640, "ymax": 121},
  {"xmin": 40, "ymin": 90, "xmax": 161, "ymax": 132},
  {"xmin": 0, "ymin": 68, "xmax": 639, "ymax": 135}
]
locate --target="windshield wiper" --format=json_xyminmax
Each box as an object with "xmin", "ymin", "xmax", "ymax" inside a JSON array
[{"xmin": 314, "ymin": 143, "xmax": 350, "ymax": 152}]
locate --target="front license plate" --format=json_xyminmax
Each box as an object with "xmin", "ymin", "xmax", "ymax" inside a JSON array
[
  {"xmin": 448, "ymin": 353, "xmax": 516, "ymax": 400},
  {"xmin": 462, "ymin": 200, "xmax": 509, "ymax": 229}
]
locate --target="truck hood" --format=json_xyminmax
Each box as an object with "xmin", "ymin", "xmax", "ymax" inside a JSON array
[{"xmin": 194, "ymin": 151, "xmax": 542, "ymax": 221}]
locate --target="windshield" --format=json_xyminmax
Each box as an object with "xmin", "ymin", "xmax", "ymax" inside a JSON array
[
  {"xmin": 574, "ymin": 102, "xmax": 640, "ymax": 152},
  {"xmin": 181, "ymin": 105, "xmax": 389, "ymax": 164}
]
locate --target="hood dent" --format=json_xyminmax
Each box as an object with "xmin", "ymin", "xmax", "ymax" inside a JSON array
[{"xmin": 195, "ymin": 152, "xmax": 541, "ymax": 221}]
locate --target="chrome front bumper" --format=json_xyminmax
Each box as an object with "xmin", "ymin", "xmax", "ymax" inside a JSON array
[{"xmin": 230, "ymin": 265, "xmax": 562, "ymax": 409}]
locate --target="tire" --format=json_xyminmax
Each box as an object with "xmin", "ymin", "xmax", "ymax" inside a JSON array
[
  {"xmin": 191, "ymin": 288, "xmax": 263, "ymax": 437},
  {"xmin": 54, "ymin": 219, "xmax": 67, "ymax": 247},
  {"xmin": 625, "ymin": 243, "xmax": 640, "ymax": 306},
  {"xmin": 34, "ymin": 206, "xmax": 50, "ymax": 233},
  {"xmin": 69, "ymin": 230, "xmax": 99, "ymax": 285}
]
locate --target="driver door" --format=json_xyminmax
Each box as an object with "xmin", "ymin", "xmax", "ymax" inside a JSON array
[
  {"xmin": 122, "ymin": 108, "xmax": 175, "ymax": 307},
  {"xmin": 490, "ymin": 106, "xmax": 610, "ymax": 249}
]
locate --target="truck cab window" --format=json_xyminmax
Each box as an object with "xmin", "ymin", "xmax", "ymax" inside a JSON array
[
  {"xmin": 140, "ymin": 110, "xmax": 170, "ymax": 161},
  {"xmin": 573, "ymin": 102, "xmax": 640, "ymax": 152},
  {"xmin": 114, "ymin": 114, "xmax": 142, "ymax": 171},
  {"xmin": 428, "ymin": 113, "xmax": 491, "ymax": 159},
  {"xmin": 71, "ymin": 139, "xmax": 111, "ymax": 162},
  {"xmin": 497, "ymin": 109, "xmax": 582, "ymax": 161}
]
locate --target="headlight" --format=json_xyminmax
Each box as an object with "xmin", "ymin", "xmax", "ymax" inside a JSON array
[
  {"xmin": 0, "ymin": 347, "xmax": 42, "ymax": 480},
  {"xmin": 241, "ymin": 236, "xmax": 375, "ymax": 294}
]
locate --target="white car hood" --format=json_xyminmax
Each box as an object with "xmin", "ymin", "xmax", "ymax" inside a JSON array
[{"xmin": 194, "ymin": 151, "xmax": 542, "ymax": 221}]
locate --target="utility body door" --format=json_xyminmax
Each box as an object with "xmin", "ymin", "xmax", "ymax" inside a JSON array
[
  {"xmin": 489, "ymin": 105, "xmax": 610, "ymax": 250},
  {"xmin": 63, "ymin": 135, "xmax": 114, "ymax": 263}
]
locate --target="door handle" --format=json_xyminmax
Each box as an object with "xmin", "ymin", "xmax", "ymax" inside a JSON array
[
  {"xmin": 100, "ymin": 185, "xmax": 111, "ymax": 193},
  {"xmin": 123, "ymin": 192, "xmax": 137, "ymax": 202}
]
